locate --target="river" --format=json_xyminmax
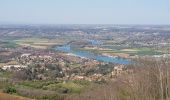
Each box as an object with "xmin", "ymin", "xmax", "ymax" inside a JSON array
[{"xmin": 55, "ymin": 44, "xmax": 131, "ymax": 64}]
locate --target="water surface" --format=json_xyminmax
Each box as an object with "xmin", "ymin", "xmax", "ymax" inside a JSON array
[{"xmin": 56, "ymin": 45, "xmax": 131, "ymax": 64}]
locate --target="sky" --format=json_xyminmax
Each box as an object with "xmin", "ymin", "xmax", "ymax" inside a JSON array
[{"xmin": 0, "ymin": 0, "xmax": 170, "ymax": 24}]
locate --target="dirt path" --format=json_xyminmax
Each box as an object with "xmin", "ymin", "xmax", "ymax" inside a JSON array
[{"xmin": 0, "ymin": 92, "xmax": 31, "ymax": 100}]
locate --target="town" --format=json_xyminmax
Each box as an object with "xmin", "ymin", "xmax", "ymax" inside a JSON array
[{"xmin": 0, "ymin": 24, "xmax": 170, "ymax": 100}]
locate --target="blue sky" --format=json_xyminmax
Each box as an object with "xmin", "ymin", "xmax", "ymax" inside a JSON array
[{"xmin": 0, "ymin": 0, "xmax": 170, "ymax": 24}]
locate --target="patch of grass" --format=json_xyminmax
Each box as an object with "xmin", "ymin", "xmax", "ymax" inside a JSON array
[
  {"xmin": 0, "ymin": 81, "xmax": 11, "ymax": 90},
  {"xmin": 73, "ymin": 80, "xmax": 91, "ymax": 86},
  {"xmin": 17, "ymin": 80, "xmax": 59, "ymax": 89},
  {"xmin": 0, "ymin": 41, "xmax": 18, "ymax": 48},
  {"xmin": 0, "ymin": 71, "xmax": 13, "ymax": 78},
  {"xmin": 42, "ymin": 80, "xmax": 91, "ymax": 94},
  {"xmin": 129, "ymin": 48, "xmax": 163, "ymax": 55},
  {"xmin": 14, "ymin": 80, "xmax": 93, "ymax": 99}
]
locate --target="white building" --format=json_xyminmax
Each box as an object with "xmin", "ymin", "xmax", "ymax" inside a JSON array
[{"xmin": 2, "ymin": 65, "xmax": 27, "ymax": 70}]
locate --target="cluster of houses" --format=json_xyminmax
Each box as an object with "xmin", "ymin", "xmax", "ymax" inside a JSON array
[
  {"xmin": 61, "ymin": 65, "xmax": 127, "ymax": 81},
  {"xmin": 1, "ymin": 52, "xmax": 127, "ymax": 81},
  {"xmin": 2, "ymin": 65, "xmax": 27, "ymax": 71}
]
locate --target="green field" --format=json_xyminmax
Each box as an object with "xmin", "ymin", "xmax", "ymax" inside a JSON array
[
  {"xmin": 14, "ymin": 38, "xmax": 68, "ymax": 49},
  {"xmin": 16, "ymin": 80, "xmax": 90, "ymax": 93},
  {"xmin": 79, "ymin": 47, "xmax": 163, "ymax": 56}
]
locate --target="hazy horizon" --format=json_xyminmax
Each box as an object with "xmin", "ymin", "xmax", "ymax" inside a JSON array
[{"xmin": 0, "ymin": 0, "xmax": 170, "ymax": 25}]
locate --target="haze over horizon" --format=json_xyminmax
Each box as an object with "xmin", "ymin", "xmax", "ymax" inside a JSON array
[{"xmin": 0, "ymin": 0, "xmax": 170, "ymax": 25}]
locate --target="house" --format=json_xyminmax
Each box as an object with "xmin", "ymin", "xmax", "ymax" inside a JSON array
[
  {"xmin": 111, "ymin": 65, "xmax": 124, "ymax": 76},
  {"xmin": 2, "ymin": 65, "xmax": 27, "ymax": 70},
  {"xmin": 21, "ymin": 53, "xmax": 31, "ymax": 57}
]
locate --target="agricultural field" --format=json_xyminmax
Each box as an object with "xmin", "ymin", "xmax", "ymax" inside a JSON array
[
  {"xmin": 0, "ymin": 37, "xmax": 80, "ymax": 50},
  {"xmin": 79, "ymin": 46, "xmax": 163, "ymax": 58},
  {"xmin": 14, "ymin": 38, "xmax": 66, "ymax": 49}
]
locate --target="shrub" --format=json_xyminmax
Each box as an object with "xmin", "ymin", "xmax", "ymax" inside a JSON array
[{"xmin": 3, "ymin": 86, "xmax": 17, "ymax": 94}]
